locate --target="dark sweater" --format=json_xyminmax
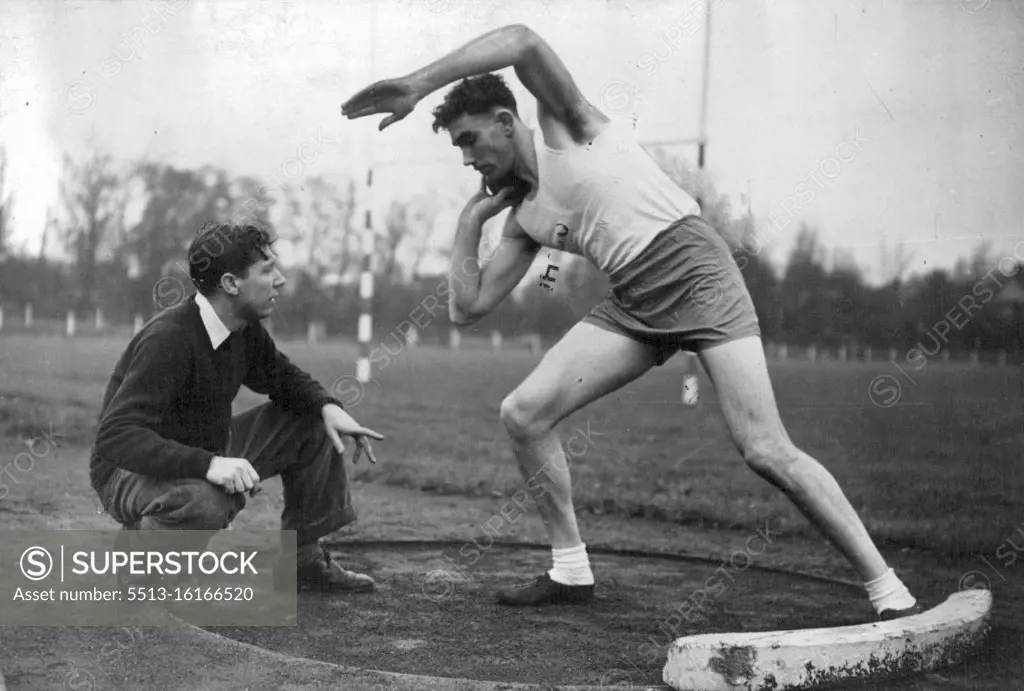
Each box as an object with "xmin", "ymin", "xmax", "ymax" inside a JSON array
[{"xmin": 90, "ymin": 294, "xmax": 340, "ymax": 496}]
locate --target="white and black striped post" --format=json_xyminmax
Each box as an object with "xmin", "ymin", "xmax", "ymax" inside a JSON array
[
  {"xmin": 356, "ymin": 167, "xmax": 374, "ymax": 383},
  {"xmin": 683, "ymin": 0, "xmax": 713, "ymax": 407}
]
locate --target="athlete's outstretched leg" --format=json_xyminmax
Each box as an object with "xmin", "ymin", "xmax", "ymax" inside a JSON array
[
  {"xmin": 698, "ymin": 335, "xmax": 919, "ymax": 618},
  {"xmin": 496, "ymin": 321, "xmax": 659, "ymax": 605}
]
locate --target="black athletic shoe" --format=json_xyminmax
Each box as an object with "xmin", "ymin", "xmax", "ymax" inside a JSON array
[
  {"xmin": 878, "ymin": 602, "xmax": 924, "ymax": 622},
  {"xmin": 495, "ymin": 573, "xmax": 595, "ymax": 606}
]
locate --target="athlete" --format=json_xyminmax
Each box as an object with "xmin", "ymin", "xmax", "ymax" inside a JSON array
[{"xmin": 341, "ymin": 24, "xmax": 921, "ymax": 619}]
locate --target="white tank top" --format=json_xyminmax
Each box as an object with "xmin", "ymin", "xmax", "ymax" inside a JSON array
[{"xmin": 514, "ymin": 118, "xmax": 701, "ymax": 277}]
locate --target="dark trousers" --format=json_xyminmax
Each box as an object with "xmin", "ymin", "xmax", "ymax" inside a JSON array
[{"xmin": 98, "ymin": 402, "xmax": 357, "ymax": 547}]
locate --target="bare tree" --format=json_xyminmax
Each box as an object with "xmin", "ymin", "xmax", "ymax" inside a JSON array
[
  {"xmin": 877, "ymin": 237, "xmax": 916, "ymax": 285},
  {"xmin": 967, "ymin": 240, "xmax": 994, "ymax": 279},
  {"xmin": 277, "ymin": 176, "xmax": 355, "ymax": 282},
  {"xmin": 123, "ymin": 161, "xmax": 238, "ymax": 314},
  {"xmin": 58, "ymin": 151, "xmax": 127, "ymax": 312},
  {"xmin": 380, "ymin": 200, "xmax": 411, "ymax": 283},
  {"xmin": 0, "ymin": 146, "xmax": 11, "ymax": 262}
]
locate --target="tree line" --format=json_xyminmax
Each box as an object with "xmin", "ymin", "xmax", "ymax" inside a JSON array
[{"xmin": 0, "ymin": 145, "xmax": 1020, "ymax": 358}]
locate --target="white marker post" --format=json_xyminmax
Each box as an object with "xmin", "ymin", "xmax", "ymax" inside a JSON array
[
  {"xmin": 357, "ymin": 169, "xmax": 374, "ymax": 384},
  {"xmin": 681, "ymin": 352, "xmax": 699, "ymax": 406}
]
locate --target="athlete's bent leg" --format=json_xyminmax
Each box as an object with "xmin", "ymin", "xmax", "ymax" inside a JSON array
[
  {"xmin": 497, "ymin": 321, "xmax": 659, "ymax": 604},
  {"xmin": 698, "ymin": 335, "xmax": 918, "ymax": 617}
]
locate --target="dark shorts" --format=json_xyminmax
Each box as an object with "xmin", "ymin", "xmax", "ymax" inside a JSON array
[{"xmin": 582, "ymin": 214, "xmax": 761, "ymax": 365}]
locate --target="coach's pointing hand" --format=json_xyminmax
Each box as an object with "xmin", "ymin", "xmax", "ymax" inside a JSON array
[
  {"xmin": 207, "ymin": 456, "xmax": 262, "ymax": 496},
  {"xmin": 341, "ymin": 77, "xmax": 419, "ymax": 131},
  {"xmin": 322, "ymin": 403, "xmax": 384, "ymax": 465}
]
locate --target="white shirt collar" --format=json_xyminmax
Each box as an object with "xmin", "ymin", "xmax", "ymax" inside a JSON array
[{"xmin": 194, "ymin": 291, "xmax": 232, "ymax": 350}]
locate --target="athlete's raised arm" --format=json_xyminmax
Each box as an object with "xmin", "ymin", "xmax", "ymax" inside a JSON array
[{"xmin": 341, "ymin": 24, "xmax": 605, "ymax": 142}]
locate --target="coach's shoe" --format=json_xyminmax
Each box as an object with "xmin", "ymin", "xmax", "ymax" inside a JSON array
[
  {"xmin": 275, "ymin": 546, "xmax": 375, "ymax": 593},
  {"xmin": 495, "ymin": 573, "xmax": 595, "ymax": 606},
  {"xmin": 878, "ymin": 602, "xmax": 924, "ymax": 622},
  {"xmin": 115, "ymin": 522, "xmax": 138, "ymax": 548}
]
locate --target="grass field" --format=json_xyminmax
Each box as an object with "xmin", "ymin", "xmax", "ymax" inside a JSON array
[
  {"xmin": 1, "ymin": 331, "xmax": 1021, "ymax": 688},
  {"xmin": 0, "ymin": 331, "xmax": 1020, "ymax": 561}
]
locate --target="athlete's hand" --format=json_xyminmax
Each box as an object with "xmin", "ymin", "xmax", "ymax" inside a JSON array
[
  {"xmin": 207, "ymin": 456, "xmax": 262, "ymax": 496},
  {"xmin": 341, "ymin": 77, "xmax": 420, "ymax": 131},
  {"xmin": 461, "ymin": 178, "xmax": 516, "ymax": 225}
]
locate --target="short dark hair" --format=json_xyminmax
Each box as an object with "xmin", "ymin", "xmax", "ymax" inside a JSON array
[
  {"xmin": 431, "ymin": 73, "xmax": 518, "ymax": 133},
  {"xmin": 188, "ymin": 222, "xmax": 275, "ymax": 296}
]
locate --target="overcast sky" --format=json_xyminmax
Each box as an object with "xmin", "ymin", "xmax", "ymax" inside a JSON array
[{"xmin": 1, "ymin": 0, "xmax": 1022, "ymax": 284}]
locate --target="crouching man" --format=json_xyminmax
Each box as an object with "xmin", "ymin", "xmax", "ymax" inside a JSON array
[{"xmin": 90, "ymin": 222, "xmax": 383, "ymax": 593}]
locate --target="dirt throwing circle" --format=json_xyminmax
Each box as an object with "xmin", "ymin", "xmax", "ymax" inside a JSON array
[{"xmin": 204, "ymin": 540, "xmax": 869, "ymax": 688}]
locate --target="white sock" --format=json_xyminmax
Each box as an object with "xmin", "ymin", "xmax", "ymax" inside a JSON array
[
  {"xmin": 548, "ymin": 543, "xmax": 594, "ymax": 586},
  {"xmin": 865, "ymin": 567, "xmax": 917, "ymax": 614}
]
